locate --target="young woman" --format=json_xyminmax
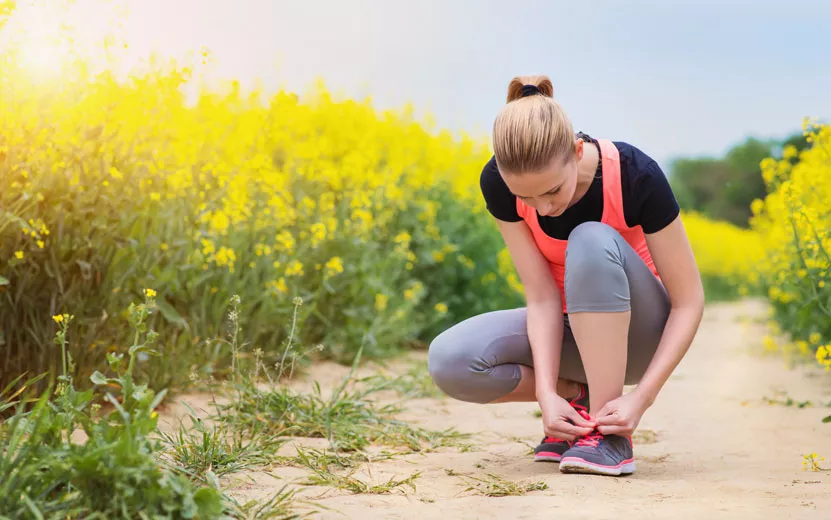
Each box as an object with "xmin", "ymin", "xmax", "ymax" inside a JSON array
[{"xmin": 427, "ymin": 75, "xmax": 705, "ymax": 477}]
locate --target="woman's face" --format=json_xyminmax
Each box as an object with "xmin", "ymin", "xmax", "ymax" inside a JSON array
[{"xmin": 500, "ymin": 141, "xmax": 584, "ymax": 217}]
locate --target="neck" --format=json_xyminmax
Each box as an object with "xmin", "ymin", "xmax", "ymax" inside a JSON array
[{"xmin": 569, "ymin": 142, "xmax": 600, "ymax": 204}]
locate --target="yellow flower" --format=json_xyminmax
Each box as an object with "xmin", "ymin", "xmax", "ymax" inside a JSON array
[
  {"xmin": 14, "ymin": 251, "xmax": 23, "ymax": 259},
  {"xmin": 375, "ymin": 293, "xmax": 388, "ymax": 311},
  {"xmin": 285, "ymin": 260, "xmax": 304, "ymax": 277},
  {"xmin": 434, "ymin": 302, "xmax": 448, "ymax": 313},
  {"xmin": 267, "ymin": 277, "xmax": 288, "ymax": 294},
  {"xmin": 144, "ymin": 288, "xmax": 157, "ymax": 298},
  {"xmin": 201, "ymin": 239, "xmax": 216, "ymax": 256},
  {"xmin": 310, "ymin": 222, "xmax": 327, "ymax": 246},
  {"xmin": 37, "ymin": 240, "xmax": 44, "ymax": 249},
  {"xmin": 214, "ymin": 246, "xmax": 236, "ymax": 268},
  {"xmin": 52, "ymin": 315, "xmax": 64, "ymax": 323},
  {"xmin": 324, "ymin": 256, "xmax": 344, "ymax": 276}
]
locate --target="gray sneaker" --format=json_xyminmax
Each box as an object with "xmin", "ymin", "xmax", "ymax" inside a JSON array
[
  {"xmin": 533, "ymin": 383, "xmax": 590, "ymax": 463},
  {"xmin": 559, "ymin": 428, "xmax": 635, "ymax": 476}
]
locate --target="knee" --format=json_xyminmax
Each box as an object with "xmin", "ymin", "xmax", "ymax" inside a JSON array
[
  {"xmin": 565, "ymin": 222, "xmax": 624, "ymax": 275},
  {"xmin": 427, "ymin": 328, "xmax": 506, "ymax": 404},
  {"xmin": 427, "ymin": 329, "xmax": 472, "ymax": 399},
  {"xmin": 564, "ymin": 222, "xmax": 629, "ymax": 309}
]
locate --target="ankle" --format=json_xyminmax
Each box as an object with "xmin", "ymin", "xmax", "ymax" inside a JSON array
[{"xmin": 557, "ymin": 379, "xmax": 581, "ymax": 401}]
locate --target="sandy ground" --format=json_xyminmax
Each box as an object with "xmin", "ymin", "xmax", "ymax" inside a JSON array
[{"xmin": 160, "ymin": 300, "xmax": 831, "ymax": 519}]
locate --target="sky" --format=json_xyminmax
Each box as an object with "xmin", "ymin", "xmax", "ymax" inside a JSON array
[{"xmin": 6, "ymin": 0, "xmax": 831, "ymax": 169}]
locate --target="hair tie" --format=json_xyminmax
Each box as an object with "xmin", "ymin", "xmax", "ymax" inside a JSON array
[{"xmin": 520, "ymin": 84, "xmax": 541, "ymax": 98}]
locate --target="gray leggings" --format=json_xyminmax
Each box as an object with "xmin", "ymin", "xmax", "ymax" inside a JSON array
[{"xmin": 427, "ymin": 222, "xmax": 671, "ymax": 404}]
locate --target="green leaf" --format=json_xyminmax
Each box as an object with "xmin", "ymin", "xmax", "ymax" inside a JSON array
[
  {"xmin": 823, "ymin": 415, "xmax": 831, "ymax": 423},
  {"xmin": 193, "ymin": 487, "xmax": 224, "ymax": 519},
  {"xmin": 90, "ymin": 371, "xmax": 109, "ymax": 386},
  {"xmin": 155, "ymin": 299, "xmax": 188, "ymax": 328},
  {"xmin": 148, "ymin": 388, "xmax": 168, "ymax": 411},
  {"xmin": 0, "ymin": 275, "xmax": 8, "ymax": 286}
]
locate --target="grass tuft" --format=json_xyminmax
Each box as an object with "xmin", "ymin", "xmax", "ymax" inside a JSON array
[{"xmin": 457, "ymin": 473, "xmax": 548, "ymax": 497}]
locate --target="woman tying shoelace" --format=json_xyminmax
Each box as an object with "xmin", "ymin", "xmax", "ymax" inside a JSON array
[{"xmin": 427, "ymin": 75, "xmax": 705, "ymax": 476}]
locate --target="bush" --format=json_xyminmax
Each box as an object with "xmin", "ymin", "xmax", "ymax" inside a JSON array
[
  {"xmin": 0, "ymin": 42, "xmax": 521, "ymax": 393},
  {"xmin": 750, "ymin": 118, "xmax": 831, "ymax": 372}
]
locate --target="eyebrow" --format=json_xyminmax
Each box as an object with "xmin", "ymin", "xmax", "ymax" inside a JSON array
[{"xmin": 513, "ymin": 182, "xmax": 564, "ymax": 199}]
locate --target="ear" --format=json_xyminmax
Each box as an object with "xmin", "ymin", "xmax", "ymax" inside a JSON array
[{"xmin": 574, "ymin": 137, "xmax": 584, "ymax": 160}]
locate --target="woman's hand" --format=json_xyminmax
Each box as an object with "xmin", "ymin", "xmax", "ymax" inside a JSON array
[
  {"xmin": 538, "ymin": 391, "xmax": 596, "ymax": 441},
  {"xmin": 594, "ymin": 391, "xmax": 651, "ymax": 437}
]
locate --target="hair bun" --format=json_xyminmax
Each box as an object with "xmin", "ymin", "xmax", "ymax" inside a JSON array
[{"xmin": 506, "ymin": 75, "xmax": 554, "ymax": 103}]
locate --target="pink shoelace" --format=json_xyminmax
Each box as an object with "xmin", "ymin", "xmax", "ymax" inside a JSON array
[
  {"xmin": 571, "ymin": 408, "xmax": 604, "ymax": 447},
  {"xmin": 574, "ymin": 430, "xmax": 604, "ymax": 447}
]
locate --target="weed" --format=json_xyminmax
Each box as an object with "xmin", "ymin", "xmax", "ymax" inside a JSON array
[
  {"xmin": 218, "ymin": 332, "xmax": 471, "ymax": 454},
  {"xmin": 802, "ymin": 453, "xmax": 828, "ymax": 472},
  {"xmin": 457, "ymin": 473, "xmax": 548, "ymax": 497},
  {"xmin": 301, "ymin": 466, "xmax": 421, "ymax": 496},
  {"xmin": 222, "ymin": 483, "xmax": 316, "ymax": 520},
  {"xmin": 160, "ymin": 402, "xmax": 285, "ymax": 484},
  {"xmin": 0, "ymin": 293, "xmax": 226, "ymax": 519},
  {"xmin": 358, "ymin": 360, "xmax": 444, "ymax": 399}
]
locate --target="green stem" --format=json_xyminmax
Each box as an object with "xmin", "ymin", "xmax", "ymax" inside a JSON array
[
  {"xmin": 788, "ymin": 200, "xmax": 831, "ymax": 316},
  {"xmin": 61, "ymin": 329, "xmax": 68, "ymax": 378}
]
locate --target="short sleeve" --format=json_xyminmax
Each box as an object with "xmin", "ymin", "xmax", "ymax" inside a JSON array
[
  {"xmin": 632, "ymin": 160, "xmax": 681, "ymax": 234},
  {"xmin": 479, "ymin": 157, "xmax": 522, "ymax": 222}
]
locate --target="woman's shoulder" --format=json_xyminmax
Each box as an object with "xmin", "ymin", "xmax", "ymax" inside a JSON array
[
  {"xmin": 479, "ymin": 156, "xmax": 522, "ymax": 222},
  {"xmin": 608, "ymin": 140, "xmax": 680, "ymax": 234}
]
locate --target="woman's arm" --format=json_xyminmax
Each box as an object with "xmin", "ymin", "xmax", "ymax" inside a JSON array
[
  {"xmin": 635, "ymin": 214, "xmax": 705, "ymax": 405},
  {"xmin": 496, "ymin": 219, "xmax": 564, "ymax": 398}
]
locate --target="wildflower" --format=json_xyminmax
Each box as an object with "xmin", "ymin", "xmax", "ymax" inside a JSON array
[
  {"xmin": 324, "ymin": 256, "xmax": 344, "ymax": 276},
  {"xmin": 37, "ymin": 240, "xmax": 44, "ymax": 249},
  {"xmin": 53, "ymin": 315, "xmax": 64, "ymax": 323},
  {"xmin": 144, "ymin": 288, "xmax": 157, "ymax": 298},
  {"xmin": 310, "ymin": 222, "xmax": 326, "ymax": 246},
  {"xmin": 285, "ymin": 260, "xmax": 304, "ymax": 277},
  {"xmin": 14, "ymin": 251, "xmax": 23, "ymax": 259},
  {"xmin": 375, "ymin": 293, "xmax": 388, "ymax": 311},
  {"xmin": 435, "ymin": 302, "xmax": 448, "ymax": 313}
]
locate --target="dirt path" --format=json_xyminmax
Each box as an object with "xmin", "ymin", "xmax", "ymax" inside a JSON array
[{"xmin": 162, "ymin": 300, "xmax": 831, "ymax": 519}]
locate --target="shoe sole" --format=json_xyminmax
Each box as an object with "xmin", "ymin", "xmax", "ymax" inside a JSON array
[
  {"xmin": 533, "ymin": 452, "xmax": 563, "ymax": 462},
  {"xmin": 559, "ymin": 457, "xmax": 635, "ymax": 476}
]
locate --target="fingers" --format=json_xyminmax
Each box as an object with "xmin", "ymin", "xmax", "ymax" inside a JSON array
[
  {"xmin": 548, "ymin": 422, "xmax": 594, "ymax": 441},
  {"xmin": 595, "ymin": 412, "xmax": 624, "ymax": 426},
  {"xmin": 567, "ymin": 408, "xmax": 596, "ymax": 429},
  {"xmin": 596, "ymin": 424, "xmax": 631, "ymax": 436},
  {"xmin": 595, "ymin": 403, "xmax": 612, "ymax": 418}
]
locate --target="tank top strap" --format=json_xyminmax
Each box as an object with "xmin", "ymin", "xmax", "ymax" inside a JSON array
[{"xmin": 597, "ymin": 138, "xmax": 629, "ymax": 229}]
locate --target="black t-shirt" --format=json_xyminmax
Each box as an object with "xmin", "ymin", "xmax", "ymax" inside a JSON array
[{"xmin": 479, "ymin": 132, "xmax": 680, "ymax": 239}]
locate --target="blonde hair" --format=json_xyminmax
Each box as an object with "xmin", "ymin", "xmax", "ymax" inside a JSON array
[{"xmin": 492, "ymin": 75, "xmax": 575, "ymax": 174}]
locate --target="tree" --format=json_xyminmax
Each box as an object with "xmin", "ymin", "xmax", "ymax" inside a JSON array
[{"xmin": 669, "ymin": 132, "xmax": 809, "ymax": 227}]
